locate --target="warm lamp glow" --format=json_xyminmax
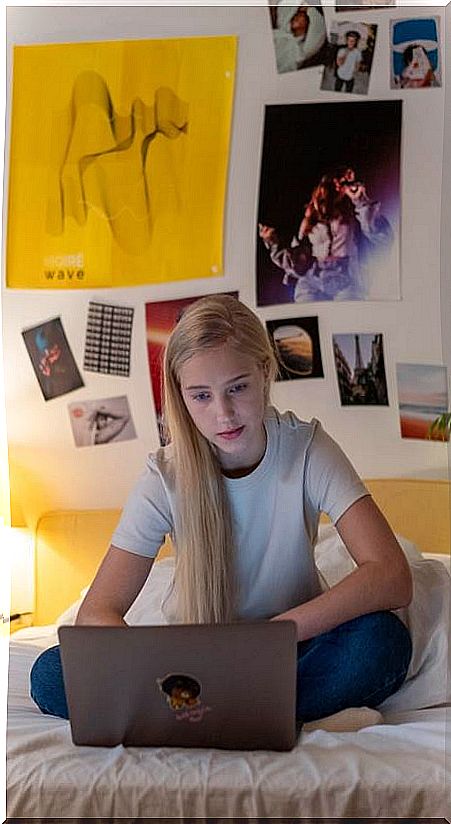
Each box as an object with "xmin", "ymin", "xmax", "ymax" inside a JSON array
[
  {"xmin": 3, "ymin": 527, "xmax": 34, "ymax": 616},
  {"xmin": 0, "ymin": 343, "xmax": 10, "ymax": 528},
  {"xmin": 0, "ymin": 521, "xmax": 11, "ymax": 633}
]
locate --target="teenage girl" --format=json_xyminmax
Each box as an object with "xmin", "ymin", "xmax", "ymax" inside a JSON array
[{"xmin": 30, "ymin": 295, "xmax": 412, "ymax": 729}]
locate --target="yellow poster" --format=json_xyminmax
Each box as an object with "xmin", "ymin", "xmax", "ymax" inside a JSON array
[{"xmin": 7, "ymin": 37, "xmax": 237, "ymax": 289}]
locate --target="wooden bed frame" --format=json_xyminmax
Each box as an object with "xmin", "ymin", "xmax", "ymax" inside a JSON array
[{"xmin": 33, "ymin": 477, "xmax": 450, "ymax": 625}]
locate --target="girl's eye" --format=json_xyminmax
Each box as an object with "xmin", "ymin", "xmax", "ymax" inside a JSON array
[
  {"xmin": 229, "ymin": 383, "xmax": 247, "ymax": 394},
  {"xmin": 192, "ymin": 392, "xmax": 211, "ymax": 402}
]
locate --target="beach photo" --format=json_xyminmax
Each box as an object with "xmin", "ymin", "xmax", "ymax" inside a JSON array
[{"xmin": 396, "ymin": 363, "xmax": 449, "ymax": 441}]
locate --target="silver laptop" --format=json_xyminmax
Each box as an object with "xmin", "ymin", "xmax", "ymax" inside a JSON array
[{"xmin": 58, "ymin": 621, "xmax": 298, "ymax": 751}]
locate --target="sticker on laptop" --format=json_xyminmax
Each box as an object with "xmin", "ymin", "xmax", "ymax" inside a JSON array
[{"xmin": 157, "ymin": 673, "xmax": 212, "ymax": 722}]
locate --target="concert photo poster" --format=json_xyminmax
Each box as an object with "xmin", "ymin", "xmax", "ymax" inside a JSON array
[{"xmin": 256, "ymin": 100, "xmax": 401, "ymax": 308}]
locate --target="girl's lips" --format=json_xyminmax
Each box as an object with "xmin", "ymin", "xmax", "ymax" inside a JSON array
[{"xmin": 217, "ymin": 426, "xmax": 244, "ymax": 441}]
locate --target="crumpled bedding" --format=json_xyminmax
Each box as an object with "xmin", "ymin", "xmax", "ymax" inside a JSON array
[{"xmin": 7, "ymin": 627, "xmax": 449, "ymax": 819}]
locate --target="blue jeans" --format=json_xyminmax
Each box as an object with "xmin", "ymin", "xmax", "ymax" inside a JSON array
[
  {"xmin": 296, "ymin": 610, "xmax": 412, "ymax": 721},
  {"xmin": 30, "ymin": 611, "xmax": 412, "ymax": 723}
]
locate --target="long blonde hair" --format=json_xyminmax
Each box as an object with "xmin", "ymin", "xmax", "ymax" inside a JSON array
[{"xmin": 163, "ymin": 294, "xmax": 278, "ymax": 624}]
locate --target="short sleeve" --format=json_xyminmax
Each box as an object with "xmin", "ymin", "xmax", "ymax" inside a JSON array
[
  {"xmin": 305, "ymin": 423, "xmax": 369, "ymax": 525},
  {"xmin": 111, "ymin": 458, "xmax": 174, "ymax": 558}
]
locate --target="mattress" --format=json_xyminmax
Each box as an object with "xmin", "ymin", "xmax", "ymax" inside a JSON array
[{"xmin": 7, "ymin": 626, "xmax": 449, "ymax": 819}]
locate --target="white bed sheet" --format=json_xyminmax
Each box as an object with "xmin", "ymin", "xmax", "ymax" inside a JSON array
[{"xmin": 7, "ymin": 626, "xmax": 449, "ymax": 819}]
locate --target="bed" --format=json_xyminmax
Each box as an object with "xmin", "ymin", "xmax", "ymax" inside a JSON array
[{"xmin": 7, "ymin": 478, "xmax": 451, "ymax": 819}]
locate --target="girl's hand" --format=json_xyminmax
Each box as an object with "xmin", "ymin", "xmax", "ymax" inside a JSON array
[
  {"xmin": 259, "ymin": 224, "xmax": 277, "ymax": 244},
  {"xmin": 342, "ymin": 181, "xmax": 367, "ymax": 204}
]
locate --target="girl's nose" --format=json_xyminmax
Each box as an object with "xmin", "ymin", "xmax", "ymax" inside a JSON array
[{"xmin": 215, "ymin": 394, "xmax": 234, "ymax": 422}]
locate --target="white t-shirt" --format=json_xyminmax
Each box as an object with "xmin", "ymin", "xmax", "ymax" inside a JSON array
[
  {"xmin": 111, "ymin": 407, "xmax": 368, "ymax": 621},
  {"xmin": 337, "ymin": 47, "xmax": 361, "ymax": 81}
]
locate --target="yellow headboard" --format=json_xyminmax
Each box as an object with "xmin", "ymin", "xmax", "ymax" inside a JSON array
[
  {"xmin": 33, "ymin": 510, "xmax": 172, "ymax": 625},
  {"xmin": 33, "ymin": 478, "xmax": 450, "ymax": 625},
  {"xmin": 363, "ymin": 478, "xmax": 450, "ymax": 556},
  {"xmin": 34, "ymin": 509, "xmax": 121, "ymax": 625}
]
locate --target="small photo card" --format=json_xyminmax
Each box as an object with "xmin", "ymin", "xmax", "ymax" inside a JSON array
[
  {"xmin": 396, "ymin": 363, "xmax": 448, "ymax": 441},
  {"xmin": 266, "ymin": 316, "xmax": 324, "ymax": 381},
  {"xmin": 84, "ymin": 301, "xmax": 134, "ymax": 377},
  {"xmin": 333, "ymin": 332, "xmax": 388, "ymax": 406},
  {"xmin": 390, "ymin": 17, "xmax": 441, "ymax": 89},
  {"xmin": 68, "ymin": 395, "xmax": 137, "ymax": 447},
  {"xmin": 336, "ymin": 0, "xmax": 395, "ymax": 11},
  {"xmin": 269, "ymin": 2, "xmax": 330, "ymax": 75},
  {"xmin": 22, "ymin": 316, "xmax": 84, "ymax": 401},
  {"xmin": 321, "ymin": 21, "xmax": 377, "ymax": 95}
]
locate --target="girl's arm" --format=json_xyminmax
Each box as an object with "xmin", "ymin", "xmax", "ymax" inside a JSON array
[
  {"xmin": 76, "ymin": 545, "xmax": 154, "ymax": 626},
  {"xmin": 272, "ymin": 495, "xmax": 413, "ymax": 642},
  {"xmin": 345, "ymin": 183, "xmax": 393, "ymax": 246}
]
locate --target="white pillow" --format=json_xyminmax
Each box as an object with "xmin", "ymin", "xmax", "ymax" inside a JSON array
[
  {"xmin": 315, "ymin": 524, "xmax": 450, "ymax": 712},
  {"xmin": 55, "ymin": 587, "xmax": 89, "ymax": 627},
  {"xmin": 55, "ymin": 558, "xmax": 175, "ymax": 628},
  {"xmin": 124, "ymin": 558, "xmax": 174, "ymax": 625}
]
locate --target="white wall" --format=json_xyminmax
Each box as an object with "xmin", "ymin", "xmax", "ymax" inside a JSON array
[{"xmin": 3, "ymin": 4, "xmax": 448, "ymax": 527}]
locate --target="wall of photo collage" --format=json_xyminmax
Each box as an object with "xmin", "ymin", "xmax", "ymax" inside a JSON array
[{"xmin": 2, "ymin": 3, "xmax": 449, "ymax": 525}]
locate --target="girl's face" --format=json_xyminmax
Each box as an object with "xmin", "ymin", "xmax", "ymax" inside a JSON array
[{"xmin": 179, "ymin": 342, "xmax": 267, "ymax": 476}]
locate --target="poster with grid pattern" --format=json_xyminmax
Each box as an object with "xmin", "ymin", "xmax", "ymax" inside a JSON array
[{"xmin": 84, "ymin": 302, "xmax": 134, "ymax": 377}]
